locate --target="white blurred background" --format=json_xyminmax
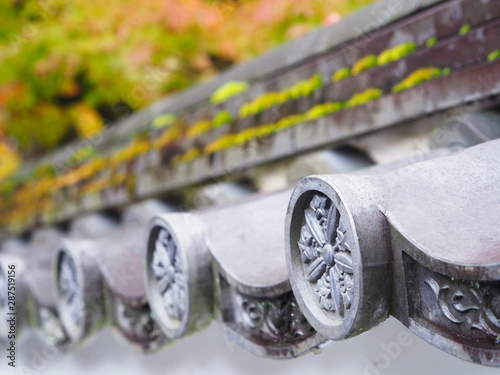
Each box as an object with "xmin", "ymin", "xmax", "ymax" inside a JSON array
[{"xmin": 2, "ymin": 316, "xmax": 498, "ymax": 375}]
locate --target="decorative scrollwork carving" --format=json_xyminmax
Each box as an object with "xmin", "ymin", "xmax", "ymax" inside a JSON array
[
  {"xmin": 235, "ymin": 292, "xmax": 316, "ymax": 346},
  {"xmin": 114, "ymin": 301, "xmax": 159, "ymax": 342},
  {"xmin": 298, "ymin": 193, "xmax": 354, "ymax": 319},
  {"xmin": 151, "ymin": 229, "xmax": 186, "ymax": 323},
  {"xmin": 425, "ymin": 277, "xmax": 500, "ymax": 344}
]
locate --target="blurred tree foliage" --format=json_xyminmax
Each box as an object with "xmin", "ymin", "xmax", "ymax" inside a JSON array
[{"xmin": 0, "ymin": 0, "xmax": 373, "ymax": 176}]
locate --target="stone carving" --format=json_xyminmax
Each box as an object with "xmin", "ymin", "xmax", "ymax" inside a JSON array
[
  {"xmin": 426, "ymin": 277, "xmax": 500, "ymax": 344},
  {"xmin": 298, "ymin": 193, "xmax": 354, "ymax": 319},
  {"xmin": 151, "ymin": 228, "xmax": 186, "ymax": 323},
  {"xmin": 114, "ymin": 301, "xmax": 160, "ymax": 342},
  {"xmin": 38, "ymin": 307, "xmax": 68, "ymax": 346},
  {"xmin": 235, "ymin": 291, "xmax": 316, "ymax": 346},
  {"xmin": 58, "ymin": 253, "xmax": 84, "ymax": 328}
]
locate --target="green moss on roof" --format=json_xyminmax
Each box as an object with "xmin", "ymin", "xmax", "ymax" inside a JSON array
[
  {"xmin": 212, "ymin": 110, "xmax": 234, "ymax": 128},
  {"xmin": 305, "ymin": 102, "xmax": 343, "ymax": 120},
  {"xmin": 425, "ymin": 37, "xmax": 438, "ymax": 48},
  {"xmin": 153, "ymin": 114, "xmax": 177, "ymax": 129},
  {"xmin": 346, "ymin": 88, "xmax": 383, "ymax": 107},
  {"xmin": 174, "ymin": 147, "xmax": 202, "ymax": 164},
  {"xmin": 377, "ymin": 42, "xmax": 417, "ymax": 66},
  {"xmin": 206, "ymin": 86, "xmax": 390, "ymax": 155},
  {"xmin": 186, "ymin": 120, "xmax": 212, "ymax": 139},
  {"xmin": 287, "ymin": 73, "xmax": 324, "ymax": 100},
  {"xmin": 332, "ymin": 67, "xmax": 351, "ymax": 82},
  {"xmin": 351, "ymin": 55, "xmax": 378, "ymax": 75},
  {"xmin": 239, "ymin": 91, "xmax": 289, "ymax": 118},
  {"xmin": 239, "ymin": 74, "xmax": 323, "ymax": 118},
  {"xmin": 488, "ymin": 50, "xmax": 500, "ymax": 61},
  {"xmin": 274, "ymin": 114, "xmax": 305, "ymax": 131},
  {"xmin": 205, "ymin": 113, "xmax": 306, "ymax": 155},
  {"xmin": 459, "ymin": 24, "xmax": 471, "ymax": 35},
  {"xmin": 392, "ymin": 67, "xmax": 443, "ymax": 93},
  {"xmin": 210, "ymin": 81, "xmax": 249, "ymax": 105}
]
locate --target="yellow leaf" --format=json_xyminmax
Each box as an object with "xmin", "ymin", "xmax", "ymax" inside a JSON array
[
  {"xmin": 0, "ymin": 142, "xmax": 21, "ymax": 183},
  {"xmin": 71, "ymin": 103, "xmax": 105, "ymax": 140}
]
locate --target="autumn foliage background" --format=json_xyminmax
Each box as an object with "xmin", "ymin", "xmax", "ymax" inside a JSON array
[{"xmin": 0, "ymin": 0, "xmax": 373, "ymax": 181}]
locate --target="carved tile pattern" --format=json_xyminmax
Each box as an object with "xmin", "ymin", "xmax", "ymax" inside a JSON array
[
  {"xmin": 235, "ymin": 292, "xmax": 316, "ymax": 346},
  {"xmin": 151, "ymin": 228, "xmax": 186, "ymax": 323},
  {"xmin": 115, "ymin": 300, "xmax": 159, "ymax": 341},
  {"xmin": 426, "ymin": 277, "xmax": 500, "ymax": 344},
  {"xmin": 39, "ymin": 307, "xmax": 69, "ymax": 346},
  {"xmin": 59, "ymin": 252, "xmax": 84, "ymax": 327},
  {"xmin": 298, "ymin": 194, "xmax": 353, "ymax": 319}
]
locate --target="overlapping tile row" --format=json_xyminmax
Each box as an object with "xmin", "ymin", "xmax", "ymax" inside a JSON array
[
  {"xmin": 1, "ymin": 136, "xmax": 499, "ymax": 366},
  {"xmin": 0, "ymin": 146, "xmax": 376, "ymax": 358}
]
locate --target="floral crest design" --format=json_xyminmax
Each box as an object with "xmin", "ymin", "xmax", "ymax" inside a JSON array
[
  {"xmin": 151, "ymin": 228, "xmax": 186, "ymax": 323},
  {"xmin": 115, "ymin": 301, "xmax": 159, "ymax": 341},
  {"xmin": 59, "ymin": 252, "xmax": 84, "ymax": 328},
  {"xmin": 236, "ymin": 292, "xmax": 316, "ymax": 346},
  {"xmin": 298, "ymin": 194, "xmax": 354, "ymax": 319}
]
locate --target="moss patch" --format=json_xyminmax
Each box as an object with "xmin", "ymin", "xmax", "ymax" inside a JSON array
[
  {"xmin": 305, "ymin": 102, "xmax": 343, "ymax": 120},
  {"xmin": 392, "ymin": 67, "xmax": 443, "ymax": 93},
  {"xmin": 152, "ymin": 114, "xmax": 177, "ymax": 129},
  {"xmin": 488, "ymin": 50, "xmax": 500, "ymax": 61},
  {"xmin": 210, "ymin": 81, "xmax": 249, "ymax": 105},
  {"xmin": 174, "ymin": 148, "xmax": 202, "ymax": 164},
  {"xmin": 186, "ymin": 120, "xmax": 212, "ymax": 139},
  {"xmin": 459, "ymin": 24, "xmax": 471, "ymax": 35},
  {"xmin": 239, "ymin": 73, "xmax": 323, "ymax": 118},
  {"xmin": 377, "ymin": 42, "xmax": 417, "ymax": 66},
  {"xmin": 352, "ymin": 55, "xmax": 378, "ymax": 75},
  {"xmin": 332, "ymin": 67, "xmax": 351, "ymax": 82},
  {"xmin": 212, "ymin": 110, "xmax": 234, "ymax": 128},
  {"xmin": 425, "ymin": 37, "xmax": 438, "ymax": 48},
  {"xmin": 287, "ymin": 73, "xmax": 324, "ymax": 100},
  {"xmin": 239, "ymin": 91, "xmax": 289, "ymax": 118},
  {"xmin": 346, "ymin": 88, "xmax": 383, "ymax": 107}
]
